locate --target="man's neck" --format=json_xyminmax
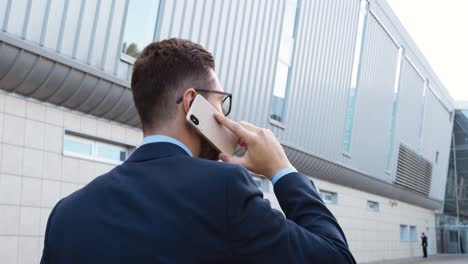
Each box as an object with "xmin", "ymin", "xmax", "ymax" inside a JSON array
[{"xmin": 144, "ymin": 128, "xmax": 199, "ymax": 157}]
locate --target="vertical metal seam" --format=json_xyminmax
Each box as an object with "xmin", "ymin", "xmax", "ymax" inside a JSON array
[
  {"xmin": 21, "ymin": 0, "xmax": 33, "ymax": 39},
  {"xmin": 39, "ymin": 0, "xmax": 52, "ymax": 46},
  {"xmin": 154, "ymin": 0, "xmax": 165, "ymax": 41},
  {"xmin": 195, "ymin": 0, "xmax": 207, "ymax": 43},
  {"xmin": 113, "ymin": 0, "xmax": 129, "ymax": 75},
  {"xmin": 2, "ymin": 0, "xmax": 12, "ymax": 31},
  {"xmin": 177, "ymin": 0, "xmax": 188, "ymax": 36},
  {"xmin": 188, "ymin": 0, "xmax": 198, "ymax": 39},
  {"xmin": 214, "ymin": 0, "xmax": 234, "ymax": 75},
  {"xmin": 57, "ymin": 0, "xmax": 70, "ymax": 52},
  {"xmin": 204, "ymin": 0, "xmax": 218, "ymax": 50},
  {"xmin": 224, "ymin": 0, "xmax": 248, "ymax": 105},
  {"xmin": 87, "ymin": 0, "xmax": 102, "ymax": 65},
  {"xmin": 167, "ymin": 0, "xmax": 177, "ymax": 37},
  {"xmin": 245, "ymin": 0, "xmax": 267, "ymax": 122},
  {"xmin": 73, "ymin": 0, "xmax": 87, "ymax": 59},
  {"xmin": 100, "ymin": 0, "xmax": 116, "ymax": 69},
  {"xmin": 233, "ymin": 0, "xmax": 257, "ymax": 117}
]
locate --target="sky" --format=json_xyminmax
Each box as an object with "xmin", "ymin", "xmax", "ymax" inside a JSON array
[{"xmin": 387, "ymin": 0, "xmax": 468, "ymax": 102}]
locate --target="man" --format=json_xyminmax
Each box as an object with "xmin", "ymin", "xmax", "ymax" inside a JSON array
[
  {"xmin": 41, "ymin": 38, "xmax": 355, "ymax": 263},
  {"xmin": 421, "ymin": 232, "xmax": 428, "ymax": 258}
]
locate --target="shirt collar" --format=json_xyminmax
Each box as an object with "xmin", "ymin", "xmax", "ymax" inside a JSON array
[{"xmin": 141, "ymin": 135, "xmax": 193, "ymax": 157}]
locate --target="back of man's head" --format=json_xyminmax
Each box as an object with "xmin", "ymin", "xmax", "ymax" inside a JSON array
[{"xmin": 131, "ymin": 38, "xmax": 215, "ymax": 132}]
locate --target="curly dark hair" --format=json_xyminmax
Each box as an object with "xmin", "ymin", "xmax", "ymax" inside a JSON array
[{"xmin": 131, "ymin": 38, "xmax": 216, "ymax": 131}]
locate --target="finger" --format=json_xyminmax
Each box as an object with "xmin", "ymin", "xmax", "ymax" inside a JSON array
[
  {"xmin": 219, "ymin": 153, "xmax": 246, "ymax": 165},
  {"xmin": 239, "ymin": 121, "xmax": 260, "ymax": 133},
  {"xmin": 214, "ymin": 113, "xmax": 252, "ymax": 140}
]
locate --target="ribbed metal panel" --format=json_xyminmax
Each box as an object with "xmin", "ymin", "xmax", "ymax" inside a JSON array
[
  {"xmin": 394, "ymin": 58, "xmax": 425, "ymax": 149},
  {"xmin": 277, "ymin": 0, "xmax": 360, "ymax": 161},
  {"xmin": 395, "ymin": 144, "xmax": 432, "ymax": 195},
  {"xmin": 421, "ymin": 88, "xmax": 453, "ymax": 200},
  {"xmin": 347, "ymin": 12, "xmax": 399, "ymax": 180}
]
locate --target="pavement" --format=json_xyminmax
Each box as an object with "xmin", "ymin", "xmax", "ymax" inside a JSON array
[{"xmin": 367, "ymin": 255, "xmax": 468, "ymax": 264}]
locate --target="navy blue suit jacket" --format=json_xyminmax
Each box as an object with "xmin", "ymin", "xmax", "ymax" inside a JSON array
[{"xmin": 41, "ymin": 142, "xmax": 355, "ymax": 263}]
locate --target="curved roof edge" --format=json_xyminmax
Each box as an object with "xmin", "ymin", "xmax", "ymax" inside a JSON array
[
  {"xmin": 0, "ymin": 32, "xmax": 141, "ymax": 127},
  {"xmin": 284, "ymin": 143, "xmax": 443, "ymax": 211}
]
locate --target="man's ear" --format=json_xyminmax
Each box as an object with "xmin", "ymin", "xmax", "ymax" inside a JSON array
[{"xmin": 182, "ymin": 88, "xmax": 197, "ymax": 114}]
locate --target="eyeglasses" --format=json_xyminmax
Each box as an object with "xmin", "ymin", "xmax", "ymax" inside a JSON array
[{"xmin": 176, "ymin": 88, "xmax": 232, "ymax": 116}]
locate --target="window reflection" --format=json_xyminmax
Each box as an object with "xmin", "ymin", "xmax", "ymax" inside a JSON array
[{"xmin": 121, "ymin": 0, "xmax": 160, "ymax": 58}]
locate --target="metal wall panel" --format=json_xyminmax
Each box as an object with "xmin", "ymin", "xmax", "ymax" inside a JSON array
[
  {"xmin": 394, "ymin": 58, "xmax": 425, "ymax": 150},
  {"xmin": 347, "ymin": 12, "xmax": 399, "ymax": 181},
  {"xmin": 24, "ymin": 0, "xmax": 48, "ymax": 43},
  {"xmin": 75, "ymin": 0, "xmax": 98, "ymax": 62},
  {"xmin": 421, "ymin": 88, "xmax": 453, "ymax": 200},
  {"xmin": 278, "ymin": 0, "xmax": 360, "ymax": 162},
  {"xmin": 42, "ymin": 0, "xmax": 66, "ymax": 49},
  {"xmin": 5, "ymin": 0, "xmax": 28, "ymax": 36}
]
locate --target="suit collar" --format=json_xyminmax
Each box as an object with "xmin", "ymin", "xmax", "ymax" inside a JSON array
[{"xmin": 126, "ymin": 142, "xmax": 191, "ymax": 162}]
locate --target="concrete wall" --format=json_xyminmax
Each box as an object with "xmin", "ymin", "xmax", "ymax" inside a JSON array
[{"xmin": 0, "ymin": 91, "xmax": 142, "ymax": 263}]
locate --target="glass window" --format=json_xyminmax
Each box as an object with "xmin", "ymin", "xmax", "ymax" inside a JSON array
[
  {"xmin": 319, "ymin": 190, "xmax": 338, "ymax": 205},
  {"xmin": 270, "ymin": 0, "xmax": 299, "ymax": 123},
  {"xmin": 400, "ymin": 225, "xmax": 409, "ymax": 242},
  {"xmin": 410, "ymin": 226, "xmax": 417, "ymax": 241},
  {"xmin": 121, "ymin": 0, "xmax": 160, "ymax": 58},
  {"xmin": 63, "ymin": 135, "xmax": 93, "ymax": 158},
  {"xmin": 367, "ymin": 200, "xmax": 380, "ymax": 212},
  {"xmin": 96, "ymin": 143, "xmax": 128, "ymax": 163},
  {"xmin": 385, "ymin": 48, "xmax": 404, "ymax": 171},
  {"xmin": 63, "ymin": 134, "xmax": 129, "ymax": 165},
  {"xmin": 343, "ymin": 0, "xmax": 369, "ymax": 154}
]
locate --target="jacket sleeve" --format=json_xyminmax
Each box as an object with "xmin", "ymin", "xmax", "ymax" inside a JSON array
[
  {"xmin": 40, "ymin": 199, "xmax": 63, "ymax": 264},
  {"xmin": 226, "ymin": 166, "xmax": 356, "ymax": 263}
]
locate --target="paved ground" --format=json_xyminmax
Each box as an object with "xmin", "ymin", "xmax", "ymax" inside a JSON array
[{"xmin": 367, "ymin": 255, "xmax": 468, "ymax": 264}]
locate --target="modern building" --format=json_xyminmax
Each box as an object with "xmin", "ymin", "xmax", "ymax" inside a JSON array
[
  {"xmin": 437, "ymin": 102, "xmax": 468, "ymax": 254},
  {"xmin": 0, "ymin": 0, "xmax": 456, "ymax": 263}
]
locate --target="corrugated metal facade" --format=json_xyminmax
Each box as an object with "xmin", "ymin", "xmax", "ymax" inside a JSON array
[{"xmin": 0, "ymin": 0, "xmax": 455, "ymax": 205}]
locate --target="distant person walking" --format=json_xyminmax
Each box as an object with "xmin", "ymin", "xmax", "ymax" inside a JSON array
[{"xmin": 421, "ymin": 232, "xmax": 428, "ymax": 258}]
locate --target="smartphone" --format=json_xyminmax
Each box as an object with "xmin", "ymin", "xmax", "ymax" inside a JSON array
[{"xmin": 186, "ymin": 94, "xmax": 239, "ymax": 156}]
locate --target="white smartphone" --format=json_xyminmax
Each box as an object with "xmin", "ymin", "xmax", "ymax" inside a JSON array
[{"xmin": 186, "ymin": 94, "xmax": 239, "ymax": 156}]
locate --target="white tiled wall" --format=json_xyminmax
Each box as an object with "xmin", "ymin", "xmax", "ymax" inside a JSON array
[
  {"xmin": 0, "ymin": 92, "xmax": 142, "ymax": 264},
  {"xmin": 265, "ymin": 177, "xmax": 437, "ymax": 263}
]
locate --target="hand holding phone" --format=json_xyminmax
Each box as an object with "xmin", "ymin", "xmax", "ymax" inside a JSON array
[
  {"xmin": 214, "ymin": 113, "xmax": 292, "ymax": 180},
  {"xmin": 186, "ymin": 94, "xmax": 238, "ymax": 156}
]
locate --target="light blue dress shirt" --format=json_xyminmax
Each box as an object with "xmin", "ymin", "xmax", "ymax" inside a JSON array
[{"xmin": 141, "ymin": 135, "xmax": 296, "ymax": 185}]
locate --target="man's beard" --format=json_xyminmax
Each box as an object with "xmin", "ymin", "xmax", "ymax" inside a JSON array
[{"xmin": 198, "ymin": 136, "xmax": 220, "ymax": 161}]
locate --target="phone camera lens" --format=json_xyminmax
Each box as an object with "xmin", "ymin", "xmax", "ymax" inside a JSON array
[{"xmin": 190, "ymin": 115, "xmax": 199, "ymax": 125}]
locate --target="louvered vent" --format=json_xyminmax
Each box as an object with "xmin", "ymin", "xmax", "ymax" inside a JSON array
[{"xmin": 394, "ymin": 144, "xmax": 432, "ymax": 195}]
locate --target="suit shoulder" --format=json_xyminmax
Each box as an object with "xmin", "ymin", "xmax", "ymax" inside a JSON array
[{"xmin": 190, "ymin": 158, "xmax": 249, "ymax": 177}]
